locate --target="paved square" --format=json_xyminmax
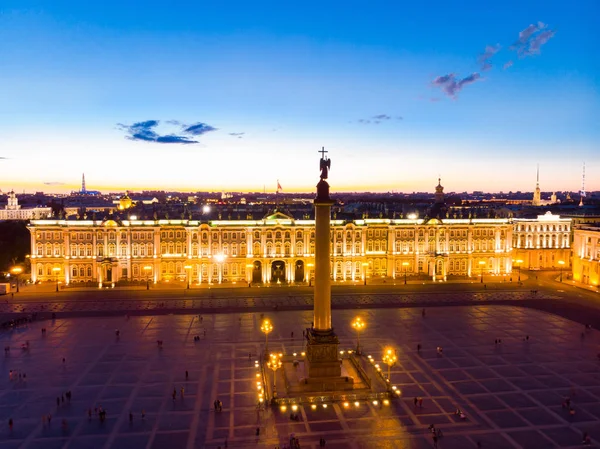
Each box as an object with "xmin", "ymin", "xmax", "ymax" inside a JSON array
[{"xmin": 1, "ymin": 305, "xmax": 600, "ymax": 448}]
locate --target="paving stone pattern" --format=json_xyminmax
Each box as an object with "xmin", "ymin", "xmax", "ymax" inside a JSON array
[
  {"xmin": 1, "ymin": 306, "xmax": 599, "ymax": 448},
  {"xmin": 0, "ymin": 291, "xmax": 558, "ymax": 316}
]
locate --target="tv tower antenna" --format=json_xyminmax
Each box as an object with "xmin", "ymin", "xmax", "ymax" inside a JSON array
[{"xmin": 579, "ymin": 162, "xmax": 586, "ymax": 207}]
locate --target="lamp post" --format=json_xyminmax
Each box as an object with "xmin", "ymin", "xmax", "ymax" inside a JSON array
[
  {"xmin": 10, "ymin": 266, "xmax": 22, "ymax": 293},
  {"xmin": 184, "ymin": 265, "xmax": 192, "ymax": 289},
  {"xmin": 246, "ymin": 264, "xmax": 254, "ymax": 286},
  {"xmin": 52, "ymin": 267, "xmax": 61, "ymax": 292},
  {"xmin": 515, "ymin": 259, "xmax": 523, "ymax": 282},
  {"xmin": 478, "ymin": 260, "xmax": 485, "ymax": 284},
  {"xmin": 382, "ymin": 347, "xmax": 397, "ymax": 382},
  {"xmin": 260, "ymin": 318, "xmax": 273, "ymax": 360},
  {"xmin": 214, "ymin": 254, "xmax": 227, "ymax": 284},
  {"xmin": 307, "ymin": 263, "xmax": 314, "ymax": 287},
  {"xmin": 402, "ymin": 261, "xmax": 409, "ymax": 285},
  {"xmin": 558, "ymin": 260, "xmax": 565, "ymax": 282},
  {"xmin": 266, "ymin": 353, "xmax": 282, "ymax": 399},
  {"xmin": 351, "ymin": 317, "xmax": 365, "ymax": 355},
  {"xmin": 143, "ymin": 265, "xmax": 152, "ymax": 290},
  {"xmin": 362, "ymin": 262, "xmax": 369, "ymax": 286}
]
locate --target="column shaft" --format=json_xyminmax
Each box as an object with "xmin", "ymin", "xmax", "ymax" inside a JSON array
[{"xmin": 314, "ymin": 201, "xmax": 333, "ymax": 331}]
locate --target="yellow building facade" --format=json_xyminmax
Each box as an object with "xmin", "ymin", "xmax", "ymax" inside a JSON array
[
  {"xmin": 572, "ymin": 226, "xmax": 600, "ymax": 287},
  {"xmin": 512, "ymin": 212, "xmax": 572, "ymax": 270},
  {"xmin": 28, "ymin": 212, "xmax": 569, "ymax": 287}
]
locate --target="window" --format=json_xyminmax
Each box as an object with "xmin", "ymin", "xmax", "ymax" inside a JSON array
[
  {"xmin": 175, "ymin": 242, "xmax": 182, "ymax": 253},
  {"xmin": 37, "ymin": 243, "xmax": 43, "ymax": 256},
  {"xmin": 38, "ymin": 265, "xmax": 43, "ymax": 276},
  {"xmin": 87, "ymin": 266, "xmax": 92, "ymax": 277},
  {"xmin": 296, "ymin": 231, "xmax": 303, "ymax": 240},
  {"xmin": 98, "ymin": 245, "xmax": 104, "ymax": 257},
  {"xmin": 72, "ymin": 267, "xmax": 77, "ymax": 277},
  {"xmin": 86, "ymin": 244, "xmax": 92, "ymax": 256}
]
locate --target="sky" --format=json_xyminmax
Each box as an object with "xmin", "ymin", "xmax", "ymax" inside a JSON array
[{"xmin": 0, "ymin": 0, "xmax": 599, "ymax": 194}]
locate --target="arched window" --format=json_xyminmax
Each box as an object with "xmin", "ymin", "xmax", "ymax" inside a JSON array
[
  {"xmin": 71, "ymin": 244, "xmax": 77, "ymax": 257},
  {"xmin": 87, "ymin": 266, "xmax": 92, "ymax": 277},
  {"xmin": 309, "ymin": 243, "xmax": 315, "ymax": 254},
  {"xmin": 38, "ymin": 265, "xmax": 43, "ymax": 276},
  {"xmin": 86, "ymin": 244, "xmax": 92, "ymax": 256},
  {"xmin": 54, "ymin": 243, "xmax": 61, "ymax": 257},
  {"xmin": 168, "ymin": 243, "xmax": 175, "ymax": 254},
  {"xmin": 223, "ymin": 244, "xmax": 229, "ymax": 255},
  {"xmin": 284, "ymin": 242, "xmax": 290, "ymax": 256},
  {"xmin": 240, "ymin": 243, "xmax": 246, "ymax": 255},
  {"xmin": 275, "ymin": 231, "xmax": 282, "ymax": 239},
  {"xmin": 108, "ymin": 243, "xmax": 116, "ymax": 256},
  {"xmin": 266, "ymin": 242, "xmax": 273, "ymax": 255},
  {"xmin": 132, "ymin": 244, "xmax": 138, "ymax": 256},
  {"xmin": 192, "ymin": 243, "xmax": 198, "ymax": 256},
  {"xmin": 296, "ymin": 242, "xmax": 303, "ymax": 255},
  {"xmin": 79, "ymin": 244, "xmax": 85, "ymax": 257},
  {"xmin": 120, "ymin": 244, "xmax": 127, "ymax": 257},
  {"xmin": 275, "ymin": 243, "xmax": 281, "ymax": 255},
  {"xmin": 296, "ymin": 231, "xmax": 302, "ymax": 240},
  {"xmin": 232, "ymin": 243, "xmax": 237, "ymax": 256},
  {"xmin": 37, "ymin": 243, "xmax": 43, "ymax": 256},
  {"xmin": 72, "ymin": 266, "xmax": 77, "ymax": 277},
  {"xmin": 175, "ymin": 242, "xmax": 182, "ymax": 254},
  {"xmin": 253, "ymin": 242, "xmax": 261, "ymax": 255},
  {"xmin": 168, "ymin": 231, "xmax": 174, "ymax": 239},
  {"xmin": 98, "ymin": 244, "xmax": 104, "ymax": 257}
]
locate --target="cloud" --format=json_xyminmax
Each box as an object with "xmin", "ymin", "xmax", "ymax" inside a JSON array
[
  {"xmin": 229, "ymin": 132, "xmax": 245, "ymax": 139},
  {"xmin": 478, "ymin": 44, "xmax": 501, "ymax": 71},
  {"xmin": 510, "ymin": 22, "xmax": 556, "ymax": 57},
  {"xmin": 43, "ymin": 182, "xmax": 65, "ymax": 186},
  {"xmin": 0, "ymin": 157, "xmax": 7, "ymax": 159},
  {"xmin": 357, "ymin": 114, "xmax": 403, "ymax": 124},
  {"xmin": 182, "ymin": 122, "xmax": 217, "ymax": 136},
  {"xmin": 432, "ymin": 73, "xmax": 482, "ymax": 98},
  {"xmin": 117, "ymin": 119, "xmax": 217, "ymax": 144},
  {"xmin": 503, "ymin": 60, "xmax": 513, "ymax": 70}
]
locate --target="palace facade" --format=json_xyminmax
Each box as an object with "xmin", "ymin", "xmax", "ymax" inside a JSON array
[
  {"xmin": 572, "ymin": 225, "xmax": 600, "ymax": 287},
  {"xmin": 512, "ymin": 212, "xmax": 572, "ymax": 270},
  {"xmin": 28, "ymin": 210, "xmax": 570, "ymax": 287}
]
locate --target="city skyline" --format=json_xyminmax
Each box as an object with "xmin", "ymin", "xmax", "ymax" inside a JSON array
[{"xmin": 1, "ymin": 1, "xmax": 598, "ymax": 193}]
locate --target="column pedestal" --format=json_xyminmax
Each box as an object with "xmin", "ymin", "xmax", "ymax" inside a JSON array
[{"xmin": 306, "ymin": 328, "xmax": 341, "ymax": 378}]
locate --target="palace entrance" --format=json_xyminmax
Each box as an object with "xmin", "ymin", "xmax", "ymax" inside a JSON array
[
  {"xmin": 252, "ymin": 261, "xmax": 262, "ymax": 284},
  {"xmin": 271, "ymin": 260, "xmax": 286, "ymax": 283},
  {"xmin": 294, "ymin": 260, "xmax": 305, "ymax": 283}
]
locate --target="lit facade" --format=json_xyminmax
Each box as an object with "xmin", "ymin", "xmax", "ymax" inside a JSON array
[
  {"xmin": 572, "ymin": 226, "xmax": 600, "ymax": 287},
  {"xmin": 0, "ymin": 191, "xmax": 51, "ymax": 220},
  {"xmin": 512, "ymin": 212, "xmax": 572, "ymax": 270},
  {"xmin": 28, "ymin": 212, "xmax": 521, "ymax": 286}
]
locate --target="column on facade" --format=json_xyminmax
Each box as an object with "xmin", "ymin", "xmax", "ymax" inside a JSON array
[{"xmin": 64, "ymin": 232, "xmax": 70, "ymax": 284}]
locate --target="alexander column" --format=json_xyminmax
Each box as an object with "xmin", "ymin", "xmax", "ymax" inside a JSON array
[{"xmin": 306, "ymin": 148, "xmax": 342, "ymax": 380}]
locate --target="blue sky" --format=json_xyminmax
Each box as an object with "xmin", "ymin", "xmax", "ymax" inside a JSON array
[{"xmin": 0, "ymin": 0, "xmax": 598, "ymax": 193}]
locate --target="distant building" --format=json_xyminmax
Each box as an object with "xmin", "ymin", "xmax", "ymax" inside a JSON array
[
  {"xmin": 572, "ymin": 225, "xmax": 600, "ymax": 287},
  {"xmin": 0, "ymin": 190, "xmax": 51, "ymax": 220}
]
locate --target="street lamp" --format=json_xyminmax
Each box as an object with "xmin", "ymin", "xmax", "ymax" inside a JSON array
[
  {"xmin": 351, "ymin": 317, "xmax": 365, "ymax": 355},
  {"xmin": 558, "ymin": 260, "xmax": 565, "ymax": 282},
  {"xmin": 382, "ymin": 347, "xmax": 397, "ymax": 382},
  {"xmin": 514, "ymin": 259, "xmax": 523, "ymax": 282},
  {"xmin": 478, "ymin": 260, "xmax": 485, "ymax": 284},
  {"xmin": 52, "ymin": 267, "xmax": 61, "ymax": 292},
  {"xmin": 214, "ymin": 254, "xmax": 227, "ymax": 284},
  {"xmin": 402, "ymin": 261, "xmax": 409, "ymax": 285},
  {"xmin": 260, "ymin": 318, "xmax": 273, "ymax": 359},
  {"xmin": 143, "ymin": 265, "xmax": 152, "ymax": 289},
  {"xmin": 10, "ymin": 266, "xmax": 22, "ymax": 293},
  {"xmin": 307, "ymin": 263, "xmax": 314, "ymax": 287},
  {"xmin": 184, "ymin": 265, "xmax": 192, "ymax": 289},
  {"xmin": 266, "ymin": 353, "xmax": 282, "ymax": 399},
  {"xmin": 362, "ymin": 262, "xmax": 369, "ymax": 286}
]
